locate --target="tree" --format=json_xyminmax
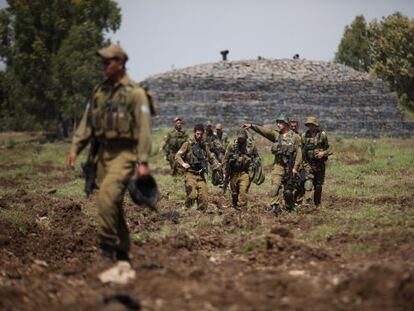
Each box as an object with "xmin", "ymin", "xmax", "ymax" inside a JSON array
[
  {"xmin": 368, "ymin": 12, "xmax": 414, "ymax": 109},
  {"xmin": 335, "ymin": 12, "xmax": 414, "ymax": 111},
  {"xmin": 0, "ymin": 0, "xmax": 121, "ymax": 132},
  {"xmin": 334, "ymin": 15, "xmax": 371, "ymax": 72}
]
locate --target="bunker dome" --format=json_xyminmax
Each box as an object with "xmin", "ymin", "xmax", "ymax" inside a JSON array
[{"xmin": 143, "ymin": 59, "xmax": 414, "ymax": 137}]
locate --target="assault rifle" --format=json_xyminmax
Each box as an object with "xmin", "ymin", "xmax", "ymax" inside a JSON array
[
  {"xmin": 192, "ymin": 143, "xmax": 208, "ymax": 174},
  {"xmin": 81, "ymin": 136, "xmax": 99, "ymax": 197},
  {"xmin": 284, "ymin": 151, "xmax": 296, "ymax": 187},
  {"xmin": 222, "ymin": 157, "xmax": 235, "ymax": 194}
]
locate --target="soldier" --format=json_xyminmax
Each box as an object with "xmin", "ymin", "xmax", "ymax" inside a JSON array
[
  {"xmin": 204, "ymin": 121, "xmax": 219, "ymax": 156},
  {"xmin": 214, "ymin": 123, "xmax": 229, "ymax": 162},
  {"xmin": 301, "ymin": 116, "xmax": 331, "ymax": 207},
  {"xmin": 289, "ymin": 119, "xmax": 300, "ymax": 134},
  {"xmin": 160, "ymin": 117, "xmax": 189, "ymax": 175},
  {"xmin": 175, "ymin": 124, "xmax": 221, "ymax": 211},
  {"xmin": 242, "ymin": 114, "xmax": 302, "ymax": 216},
  {"xmin": 66, "ymin": 44, "xmax": 152, "ymax": 263},
  {"xmin": 222, "ymin": 129, "xmax": 259, "ymax": 209},
  {"xmin": 289, "ymin": 118, "xmax": 304, "ymax": 204}
]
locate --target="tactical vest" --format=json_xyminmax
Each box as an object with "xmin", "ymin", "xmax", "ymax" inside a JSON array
[
  {"xmin": 90, "ymin": 82, "xmax": 138, "ymax": 141},
  {"xmin": 271, "ymin": 131, "xmax": 296, "ymax": 164},
  {"xmin": 302, "ymin": 130, "xmax": 327, "ymax": 162},
  {"xmin": 229, "ymin": 141, "xmax": 255, "ymax": 172},
  {"xmin": 185, "ymin": 141, "xmax": 208, "ymax": 172},
  {"xmin": 168, "ymin": 130, "xmax": 188, "ymax": 153}
]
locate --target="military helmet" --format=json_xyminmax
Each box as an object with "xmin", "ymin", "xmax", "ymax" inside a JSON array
[
  {"xmin": 236, "ymin": 129, "xmax": 248, "ymax": 139},
  {"xmin": 205, "ymin": 120, "xmax": 213, "ymax": 128},
  {"xmin": 305, "ymin": 116, "xmax": 319, "ymax": 127},
  {"xmin": 128, "ymin": 175, "xmax": 160, "ymax": 210},
  {"xmin": 276, "ymin": 114, "xmax": 289, "ymax": 124},
  {"xmin": 174, "ymin": 117, "xmax": 183, "ymax": 122}
]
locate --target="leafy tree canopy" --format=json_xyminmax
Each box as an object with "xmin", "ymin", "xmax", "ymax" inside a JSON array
[
  {"xmin": 335, "ymin": 12, "xmax": 414, "ymax": 111},
  {"xmin": 0, "ymin": 0, "xmax": 121, "ymax": 132}
]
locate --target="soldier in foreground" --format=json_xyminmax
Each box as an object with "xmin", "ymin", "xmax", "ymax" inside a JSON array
[
  {"xmin": 242, "ymin": 114, "xmax": 302, "ymax": 216},
  {"xmin": 175, "ymin": 124, "xmax": 221, "ymax": 211},
  {"xmin": 66, "ymin": 44, "xmax": 151, "ymax": 265},
  {"xmin": 222, "ymin": 129, "xmax": 259, "ymax": 209},
  {"xmin": 160, "ymin": 117, "xmax": 189, "ymax": 175},
  {"xmin": 301, "ymin": 117, "xmax": 331, "ymax": 207}
]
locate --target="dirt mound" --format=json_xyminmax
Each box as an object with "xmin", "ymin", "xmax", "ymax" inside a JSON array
[
  {"xmin": 0, "ymin": 190, "xmax": 96, "ymax": 268},
  {"xmin": 336, "ymin": 264, "xmax": 414, "ymax": 310}
]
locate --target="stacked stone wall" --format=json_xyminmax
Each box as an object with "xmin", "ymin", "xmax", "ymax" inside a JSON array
[{"xmin": 143, "ymin": 59, "xmax": 414, "ymax": 137}]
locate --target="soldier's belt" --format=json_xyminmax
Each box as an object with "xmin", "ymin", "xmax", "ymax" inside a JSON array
[
  {"xmin": 188, "ymin": 168, "xmax": 206, "ymax": 176},
  {"xmin": 97, "ymin": 138, "xmax": 137, "ymax": 148}
]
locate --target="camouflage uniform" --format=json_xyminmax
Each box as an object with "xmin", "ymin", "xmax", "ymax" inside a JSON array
[
  {"xmin": 162, "ymin": 127, "xmax": 189, "ymax": 175},
  {"xmin": 175, "ymin": 139, "xmax": 220, "ymax": 211},
  {"xmin": 214, "ymin": 123, "xmax": 229, "ymax": 162},
  {"xmin": 223, "ymin": 130, "xmax": 259, "ymax": 208},
  {"xmin": 250, "ymin": 124, "xmax": 302, "ymax": 211},
  {"xmin": 70, "ymin": 47, "xmax": 151, "ymax": 257},
  {"xmin": 301, "ymin": 117, "xmax": 331, "ymax": 206}
]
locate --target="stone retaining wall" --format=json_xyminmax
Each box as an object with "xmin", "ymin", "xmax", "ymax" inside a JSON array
[{"xmin": 143, "ymin": 59, "xmax": 414, "ymax": 137}]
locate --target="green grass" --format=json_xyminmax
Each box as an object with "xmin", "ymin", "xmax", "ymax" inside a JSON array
[{"xmin": 1, "ymin": 133, "xmax": 414, "ymax": 258}]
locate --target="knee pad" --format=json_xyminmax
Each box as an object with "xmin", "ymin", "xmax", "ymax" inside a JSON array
[{"xmin": 304, "ymin": 180, "xmax": 314, "ymax": 191}]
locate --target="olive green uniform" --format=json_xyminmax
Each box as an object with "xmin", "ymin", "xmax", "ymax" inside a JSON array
[
  {"xmin": 162, "ymin": 128, "xmax": 189, "ymax": 175},
  {"xmin": 250, "ymin": 125, "xmax": 302, "ymax": 210},
  {"xmin": 223, "ymin": 139, "xmax": 258, "ymax": 208},
  {"xmin": 215, "ymin": 131, "xmax": 229, "ymax": 162},
  {"xmin": 175, "ymin": 139, "xmax": 220, "ymax": 211},
  {"xmin": 70, "ymin": 74, "xmax": 151, "ymax": 254},
  {"xmin": 301, "ymin": 130, "xmax": 331, "ymax": 206}
]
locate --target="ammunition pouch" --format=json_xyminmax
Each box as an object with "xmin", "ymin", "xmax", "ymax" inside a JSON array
[{"xmin": 91, "ymin": 99, "xmax": 134, "ymax": 140}]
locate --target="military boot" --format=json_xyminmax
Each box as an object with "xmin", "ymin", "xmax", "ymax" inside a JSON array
[
  {"xmin": 270, "ymin": 204, "xmax": 279, "ymax": 217},
  {"xmin": 231, "ymin": 193, "xmax": 240, "ymax": 210},
  {"xmin": 284, "ymin": 190, "xmax": 295, "ymax": 212},
  {"xmin": 100, "ymin": 243, "xmax": 115, "ymax": 261},
  {"xmin": 116, "ymin": 250, "xmax": 130, "ymax": 262},
  {"xmin": 314, "ymin": 185, "xmax": 322, "ymax": 207}
]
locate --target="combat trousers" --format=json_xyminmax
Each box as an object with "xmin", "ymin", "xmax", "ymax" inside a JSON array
[
  {"xmin": 303, "ymin": 162, "xmax": 326, "ymax": 206},
  {"xmin": 184, "ymin": 171, "xmax": 208, "ymax": 211},
  {"xmin": 270, "ymin": 163, "xmax": 294, "ymax": 210},
  {"xmin": 230, "ymin": 171, "xmax": 251, "ymax": 208},
  {"xmin": 96, "ymin": 143, "xmax": 136, "ymax": 253}
]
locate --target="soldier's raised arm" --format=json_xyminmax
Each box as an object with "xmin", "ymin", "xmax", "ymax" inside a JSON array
[{"xmin": 243, "ymin": 123, "xmax": 278, "ymax": 143}]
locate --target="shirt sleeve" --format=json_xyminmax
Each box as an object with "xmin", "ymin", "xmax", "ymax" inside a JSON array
[
  {"xmin": 321, "ymin": 132, "xmax": 332, "ymax": 156},
  {"xmin": 175, "ymin": 142, "xmax": 189, "ymax": 166},
  {"xmin": 132, "ymin": 87, "xmax": 152, "ymax": 163},
  {"xmin": 69, "ymin": 104, "xmax": 92, "ymax": 155},
  {"xmin": 294, "ymin": 134, "xmax": 302, "ymax": 170},
  {"xmin": 250, "ymin": 124, "xmax": 278, "ymax": 143}
]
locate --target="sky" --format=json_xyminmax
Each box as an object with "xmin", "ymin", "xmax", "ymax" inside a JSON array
[
  {"xmin": 109, "ymin": 0, "xmax": 414, "ymax": 81},
  {"xmin": 1, "ymin": 0, "xmax": 414, "ymax": 80}
]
